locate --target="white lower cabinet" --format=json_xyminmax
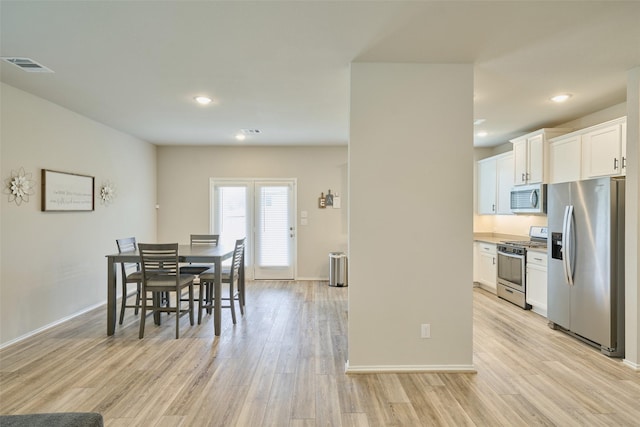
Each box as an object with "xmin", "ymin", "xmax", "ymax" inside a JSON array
[
  {"xmin": 526, "ymin": 251, "xmax": 547, "ymax": 317},
  {"xmin": 475, "ymin": 242, "xmax": 497, "ymax": 293}
]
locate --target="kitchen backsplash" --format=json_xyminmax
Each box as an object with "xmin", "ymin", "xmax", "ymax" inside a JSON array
[{"xmin": 474, "ymin": 214, "xmax": 547, "ymax": 236}]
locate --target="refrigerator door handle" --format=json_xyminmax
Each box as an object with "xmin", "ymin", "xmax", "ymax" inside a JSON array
[
  {"xmin": 561, "ymin": 206, "xmax": 571, "ymax": 285},
  {"xmin": 565, "ymin": 205, "xmax": 575, "ymax": 286}
]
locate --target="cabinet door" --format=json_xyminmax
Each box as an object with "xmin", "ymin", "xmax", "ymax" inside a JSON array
[
  {"xmin": 513, "ymin": 139, "xmax": 528, "ymax": 185},
  {"xmin": 478, "ymin": 251, "xmax": 497, "ymax": 292},
  {"xmin": 526, "ymin": 263, "xmax": 547, "ymax": 317},
  {"xmin": 477, "ymin": 158, "xmax": 497, "ymax": 214},
  {"xmin": 496, "ymin": 153, "xmax": 514, "ymax": 214},
  {"xmin": 527, "ymin": 134, "xmax": 544, "ymax": 184},
  {"xmin": 549, "ymin": 135, "xmax": 581, "ymax": 184},
  {"xmin": 582, "ymin": 124, "xmax": 622, "ymax": 178}
]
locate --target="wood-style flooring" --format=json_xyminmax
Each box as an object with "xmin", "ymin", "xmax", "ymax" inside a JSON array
[{"xmin": 1, "ymin": 281, "xmax": 639, "ymax": 426}]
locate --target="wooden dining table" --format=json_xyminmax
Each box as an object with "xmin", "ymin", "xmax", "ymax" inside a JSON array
[{"xmin": 105, "ymin": 242, "xmax": 235, "ymax": 336}]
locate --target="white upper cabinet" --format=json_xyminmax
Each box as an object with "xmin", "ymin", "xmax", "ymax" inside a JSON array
[
  {"xmin": 477, "ymin": 152, "xmax": 513, "ymax": 215},
  {"xmin": 581, "ymin": 117, "xmax": 627, "ymax": 179},
  {"xmin": 549, "ymin": 134, "xmax": 582, "ymax": 184},
  {"xmin": 511, "ymin": 129, "xmax": 572, "ymax": 186},
  {"xmin": 496, "ymin": 152, "xmax": 514, "ymax": 214},
  {"xmin": 477, "ymin": 156, "xmax": 497, "ymax": 214}
]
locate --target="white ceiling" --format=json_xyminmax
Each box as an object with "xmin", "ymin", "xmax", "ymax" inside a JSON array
[{"xmin": 1, "ymin": 1, "xmax": 639, "ymax": 148}]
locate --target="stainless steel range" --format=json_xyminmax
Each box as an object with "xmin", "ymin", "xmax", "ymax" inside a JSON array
[{"xmin": 496, "ymin": 226, "xmax": 548, "ymax": 309}]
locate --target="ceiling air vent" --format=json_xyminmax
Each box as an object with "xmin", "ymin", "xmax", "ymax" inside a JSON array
[
  {"xmin": 241, "ymin": 129, "xmax": 261, "ymax": 135},
  {"xmin": 1, "ymin": 57, "xmax": 54, "ymax": 73}
]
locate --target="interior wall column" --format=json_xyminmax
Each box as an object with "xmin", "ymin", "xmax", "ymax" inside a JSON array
[
  {"xmin": 625, "ymin": 66, "xmax": 640, "ymax": 369},
  {"xmin": 347, "ymin": 63, "xmax": 474, "ymax": 372}
]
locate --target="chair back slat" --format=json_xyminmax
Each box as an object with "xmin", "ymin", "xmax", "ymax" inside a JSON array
[
  {"xmin": 116, "ymin": 237, "xmax": 140, "ymax": 277},
  {"xmin": 230, "ymin": 238, "xmax": 245, "ymax": 281},
  {"xmin": 190, "ymin": 234, "xmax": 219, "ymax": 246},
  {"xmin": 139, "ymin": 243, "xmax": 180, "ymax": 283}
]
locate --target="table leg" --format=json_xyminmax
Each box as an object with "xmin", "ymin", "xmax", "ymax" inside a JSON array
[
  {"xmin": 214, "ymin": 258, "xmax": 221, "ymax": 336},
  {"xmin": 107, "ymin": 257, "xmax": 117, "ymax": 335}
]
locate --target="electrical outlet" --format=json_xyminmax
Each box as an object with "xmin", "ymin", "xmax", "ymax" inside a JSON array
[{"xmin": 421, "ymin": 323, "xmax": 431, "ymax": 339}]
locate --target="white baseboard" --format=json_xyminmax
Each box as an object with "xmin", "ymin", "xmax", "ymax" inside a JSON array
[
  {"xmin": 0, "ymin": 301, "xmax": 105, "ymax": 350},
  {"xmin": 623, "ymin": 358, "xmax": 640, "ymax": 371},
  {"xmin": 345, "ymin": 360, "xmax": 476, "ymax": 374}
]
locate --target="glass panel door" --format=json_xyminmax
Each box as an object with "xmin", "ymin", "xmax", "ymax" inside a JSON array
[
  {"xmin": 254, "ymin": 181, "xmax": 295, "ymax": 279},
  {"xmin": 211, "ymin": 179, "xmax": 296, "ymax": 280}
]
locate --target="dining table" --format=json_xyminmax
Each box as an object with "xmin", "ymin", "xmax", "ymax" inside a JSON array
[{"xmin": 105, "ymin": 241, "xmax": 236, "ymax": 336}]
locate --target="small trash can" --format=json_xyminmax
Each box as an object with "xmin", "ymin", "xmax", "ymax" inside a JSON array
[{"xmin": 329, "ymin": 252, "xmax": 347, "ymax": 287}]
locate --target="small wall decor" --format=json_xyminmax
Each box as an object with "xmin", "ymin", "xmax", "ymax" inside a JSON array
[
  {"xmin": 99, "ymin": 181, "xmax": 116, "ymax": 205},
  {"xmin": 4, "ymin": 167, "xmax": 35, "ymax": 206},
  {"xmin": 319, "ymin": 189, "xmax": 341, "ymax": 209},
  {"xmin": 41, "ymin": 169, "xmax": 95, "ymax": 212},
  {"xmin": 325, "ymin": 189, "xmax": 334, "ymax": 207}
]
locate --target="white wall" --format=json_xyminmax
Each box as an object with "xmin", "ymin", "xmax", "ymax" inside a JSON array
[
  {"xmin": 348, "ymin": 63, "xmax": 474, "ymax": 371},
  {"xmin": 0, "ymin": 83, "xmax": 157, "ymax": 347},
  {"xmin": 625, "ymin": 68, "xmax": 640, "ymax": 369},
  {"xmin": 156, "ymin": 145, "xmax": 347, "ymax": 279}
]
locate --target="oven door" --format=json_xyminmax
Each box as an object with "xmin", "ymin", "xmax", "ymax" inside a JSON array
[{"xmin": 497, "ymin": 250, "xmax": 525, "ymax": 292}]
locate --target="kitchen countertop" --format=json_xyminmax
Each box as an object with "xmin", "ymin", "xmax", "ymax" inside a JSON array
[
  {"xmin": 473, "ymin": 232, "xmax": 527, "ymax": 245},
  {"xmin": 474, "ymin": 232, "xmax": 548, "ymax": 253}
]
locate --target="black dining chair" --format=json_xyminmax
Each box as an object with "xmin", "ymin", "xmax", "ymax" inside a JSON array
[
  {"xmin": 138, "ymin": 243, "xmax": 195, "ymax": 339},
  {"xmin": 198, "ymin": 238, "xmax": 245, "ymax": 325},
  {"xmin": 116, "ymin": 237, "xmax": 143, "ymax": 325},
  {"xmin": 179, "ymin": 234, "xmax": 220, "ymax": 275}
]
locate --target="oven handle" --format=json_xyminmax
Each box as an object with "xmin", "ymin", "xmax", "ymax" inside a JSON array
[{"xmin": 498, "ymin": 251, "xmax": 525, "ymax": 261}]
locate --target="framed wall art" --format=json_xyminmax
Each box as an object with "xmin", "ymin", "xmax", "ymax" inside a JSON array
[{"xmin": 41, "ymin": 169, "xmax": 95, "ymax": 212}]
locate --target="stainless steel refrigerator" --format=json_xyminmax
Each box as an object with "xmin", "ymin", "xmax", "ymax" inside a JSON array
[{"xmin": 547, "ymin": 177, "xmax": 625, "ymax": 357}]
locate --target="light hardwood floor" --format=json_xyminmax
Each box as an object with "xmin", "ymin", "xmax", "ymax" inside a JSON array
[{"xmin": 1, "ymin": 281, "xmax": 639, "ymax": 426}]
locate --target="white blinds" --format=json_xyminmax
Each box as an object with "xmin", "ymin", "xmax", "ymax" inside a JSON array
[
  {"xmin": 256, "ymin": 185, "xmax": 290, "ymax": 267},
  {"xmin": 218, "ymin": 186, "xmax": 248, "ymax": 241}
]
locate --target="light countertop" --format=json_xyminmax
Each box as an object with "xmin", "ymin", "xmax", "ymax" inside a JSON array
[{"xmin": 473, "ymin": 232, "xmax": 527, "ymax": 245}]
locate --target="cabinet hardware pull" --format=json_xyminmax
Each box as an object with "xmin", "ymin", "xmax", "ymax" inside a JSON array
[
  {"xmin": 614, "ymin": 158, "xmax": 618, "ymax": 169},
  {"xmin": 521, "ymin": 173, "xmax": 526, "ymax": 182},
  {"xmin": 492, "ymin": 257, "xmax": 496, "ymax": 265},
  {"xmin": 622, "ymin": 157, "xmax": 626, "ymax": 169},
  {"xmin": 492, "ymin": 204, "xmax": 495, "ymax": 212}
]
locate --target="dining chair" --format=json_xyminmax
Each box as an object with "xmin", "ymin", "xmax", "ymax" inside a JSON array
[
  {"xmin": 138, "ymin": 243, "xmax": 195, "ymax": 339},
  {"xmin": 198, "ymin": 238, "xmax": 245, "ymax": 325},
  {"xmin": 116, "ymin": 237, "xmax": 143, "ymax": 325},
  {"xmin": 179, "ymin": 234, "xmax": 220, "ymax": 275}
]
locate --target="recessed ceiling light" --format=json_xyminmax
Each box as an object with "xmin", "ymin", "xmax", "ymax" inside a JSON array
[
  {"xmin": 235, "ymin": 133, "xmax": 246, "ymax": 141},
  {"xmin": 550, "ymin": 93, "xmax": 572, "ymax": 103},
  {"xmin": 473, "ymin": 119, "xmax": 486, "ymax": 126},
  {"xmin": 477, "ymin": 131, "xmax": 488, "ymax": 137},
  {"xmin": 194, "ymin": 96, "xmax": 212, "ymax": 105}
]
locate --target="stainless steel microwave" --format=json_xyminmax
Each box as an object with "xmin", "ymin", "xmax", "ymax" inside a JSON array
[{"xmin": 510, "ymin": 184, "xmax": 546, "ymax": 214}]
